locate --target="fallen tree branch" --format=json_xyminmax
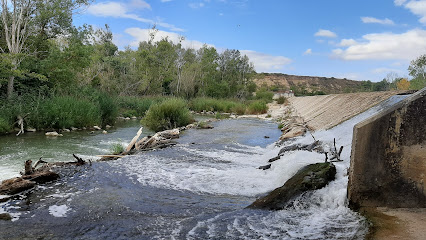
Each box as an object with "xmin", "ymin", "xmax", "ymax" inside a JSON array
[{"xmin": 125, "ymin": 127, "xmax": 143, "ymax": 153}]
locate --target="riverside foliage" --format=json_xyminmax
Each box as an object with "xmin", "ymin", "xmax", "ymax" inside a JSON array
[{"xmin": 0, "ymin": 5, "xmax": 257, "ymax": 134}]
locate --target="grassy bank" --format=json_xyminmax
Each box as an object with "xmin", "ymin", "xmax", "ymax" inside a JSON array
[{"xmin": 0, "ymin": 93, "xmax": 272, "ymax": 134}]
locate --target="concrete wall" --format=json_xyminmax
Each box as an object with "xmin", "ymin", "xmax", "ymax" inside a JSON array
[{"xmin": 348, "ymin": 88, "xmax": 426, "ymax": 209}]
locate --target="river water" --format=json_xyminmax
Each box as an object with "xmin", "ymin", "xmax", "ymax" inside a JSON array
[{"xmin": 0, "ymin": 96, "xmax": 407, "ymax": 239}]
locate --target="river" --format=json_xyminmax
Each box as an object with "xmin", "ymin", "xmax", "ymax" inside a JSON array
[{"xmin": 0, "ymin": 96, "xmax": 407, "ymax": 239}]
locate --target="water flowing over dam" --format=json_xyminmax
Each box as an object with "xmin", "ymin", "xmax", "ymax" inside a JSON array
[{"xmin": 0, "ymin": 95, "xmax": 407, "ymax": 239}]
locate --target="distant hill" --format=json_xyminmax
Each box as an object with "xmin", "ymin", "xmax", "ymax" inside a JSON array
[{"xmin": 253, "ymin": 73, "xmax": 364, "ymax": 95}]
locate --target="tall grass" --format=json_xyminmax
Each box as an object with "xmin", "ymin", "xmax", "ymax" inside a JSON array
[
  {"xmin": 142, "ymin": 98, "xmax": 193, "ymax": 132},
  {"xmin": 31, "ymin": 96, "xmax": 101, "ymax": 129},
  {"xmin": 247, "ymin": 100, "xmax": 268, "ymax": 114},
  {"xmin": 116, "ymin": 96, "xmax": 157, "ymax": 117},
  {"xmin": 97, "ymin": 92, "xmax": 118, "ymax": 127}
]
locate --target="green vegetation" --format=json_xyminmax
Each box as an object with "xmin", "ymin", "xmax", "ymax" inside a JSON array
[
  {"xmin": 32, "ymin": 96, "xmax": 101, "ymax": 129},
  {"xmin": 277, "ymin": 96, "xmax": 287, "ymax": 104},
  {"xmin": 0, "ymin": 5, "xmax": 257, "ymax": 135},
  {"xmin": 189, "ymin": 98, "xmax": 240, "ymax": 113},
  {"xmin": 247, "ymin": 101, "xmax": 268, "ymax": 115},
  {"xmin": 141, "ymin": 98, "xmax": 193, "ymax": 132},
  {"xmin": 111, "ymin": 143, "xmax": 124, "ymax": 155},
  {"xmin": 230, "ymin": 103, "xmax": 247, "ymax": 115},
  {"xmin": 255, "ymin": 89, "xmax": 274, "ymax": 103},
  {"xmin": 116, "ymin": 96, "xmax": 158, "ymax": 117}
]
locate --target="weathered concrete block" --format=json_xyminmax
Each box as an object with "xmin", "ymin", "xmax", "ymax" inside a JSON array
[{"xmin": 348, "ymin": 87, "xmax": 426, "ymax": 209}]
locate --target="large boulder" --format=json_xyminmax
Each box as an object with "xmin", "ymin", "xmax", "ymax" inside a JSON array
[{"xmin": 248, "ymin": 162, "xmax": 336, "ymax": 210}]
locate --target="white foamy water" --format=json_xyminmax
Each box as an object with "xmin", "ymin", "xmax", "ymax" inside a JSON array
[
  {"xmin": 48, "ymin": 204, "xmax": 71, "ymax": 217},
  {"xmin": 115, "ymin": 95, "xmax": 406, "ymax": 239}
]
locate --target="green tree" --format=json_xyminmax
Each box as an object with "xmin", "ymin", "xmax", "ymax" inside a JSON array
[
  {"xmin": 408, "ymin": 54, "xmax": 426, "ymax": 90},
  {"xmin": 0, "ymin": 0, "xmax": 91, "ymax": 98}
]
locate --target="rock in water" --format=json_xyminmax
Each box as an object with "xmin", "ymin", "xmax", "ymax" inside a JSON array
[
  {"xmin": 248, "ymin": 162, "xmax": 336, "ymax": 210},
  {"xmin": 0, "ymin": 213, "xmax": 12, "ymax": 221}
]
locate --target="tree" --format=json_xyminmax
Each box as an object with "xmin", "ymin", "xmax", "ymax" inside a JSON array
[
  {"xmin": 396, "ymin": 78, "xmax": 410, "ymax": 90},
  {"xmin": 0, "ymin": 0, "xmax": 91, "ymax": 98},
  {"xmin": 408, "ymin": 54, "xmax": 426, "ymax": 90}
]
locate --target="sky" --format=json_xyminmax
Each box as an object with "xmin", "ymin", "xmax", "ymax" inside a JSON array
[{"xmin": 73, "ymin": 0, "xmax": 426, "ymax": 82}]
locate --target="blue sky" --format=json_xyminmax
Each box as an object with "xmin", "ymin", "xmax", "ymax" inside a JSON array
[{"xmin": 73, "ymin": 0, "xmax": 426, "ymax": 82}]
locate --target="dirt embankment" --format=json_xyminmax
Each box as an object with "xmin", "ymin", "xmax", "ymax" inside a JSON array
[{"xmin": 287, "ymin": 91, "xmax": 398, "ymax": 130}]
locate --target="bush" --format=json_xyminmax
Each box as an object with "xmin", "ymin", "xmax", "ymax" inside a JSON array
[
  {"xmin": 0, "ymin": 117, "xmax": 11, "ymax": 133},
  {"xmin": 255, "ymin": 90, "xmax": 274, "ymax": 103},
  {"xmin": 277, "ymin": 96, "xmax": 287, "ymax": 104},
  {"xmin": 142, "ymin": 98, "xmax": 193, "ymax": 132},
  {"xmin": 247, "ymin": 100, "xmax": 268, "ymax": 114}
]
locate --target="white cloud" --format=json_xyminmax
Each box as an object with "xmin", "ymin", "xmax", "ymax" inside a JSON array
[
  {"xmin": 338, "ymin": 39, "xmax": 358, "ymax": 47},
  {"xmin": 189, "ymin": 2, "xmax": 205, "ymax": 9},
  {"xmin": 394, "ymin": 0, "xmax": 408, "ymax": 6},
  {"xmin": 161, "ymin": 0, "xmax": 173, "ymax": 2},
  {"xmin": 304, "ymin": 49, "xmax": 312, "ymax": 55},
  {"xmin": 240, "ymin": 50, "xmax": 292, "ymax": 73},
  {"xmin": 332, "ymin": 29, "xmax": 426, "ymax": 61},
  {"xmin": 361, "ymin": 17, "xmax": 395, "ymax": 25},
  {"xmin": 314, "ymin": 29, "xmax": 337, "ymax": 38},
  {"xmin": 129, "ymin": 0, "xmax": 151, "ymax": 9},
  {"xmin": 396, "ymin": 0, "xmax": 426, "ymax": 24},
  {"xmin": 371, "ymin": 67, "xmax": 403, "ymax": 74},
  {"xmin": 87, "ymin": 1, "xmax": 184, "ymax": 32},
  {"xmin": 125, "ymin": 28, "xmax": 212, "ymax": 50}
]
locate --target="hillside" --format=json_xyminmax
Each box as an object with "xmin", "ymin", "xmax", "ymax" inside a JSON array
[{"xmin": 253, "ymin": 73, "xmax": 364, "ymax": 94}]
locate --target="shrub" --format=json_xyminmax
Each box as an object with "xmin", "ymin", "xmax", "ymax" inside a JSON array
[
  {"xmin": 142, "ymin": 98, "xmax": 193, "ymax": 132},
  {"xmin": 0, "ymin": 117, "xmax": 11, "ymax": 133},
  {"xmin": 255, "ymin": 90, "xmax": 274, "ymax": 103},
  {"xmin": 277, "ymin": 96, "xmax": 287, "ymax": 104},
  {"xmin": 247, "ymin": 100, "xmax": 268, "ymax": 114}
]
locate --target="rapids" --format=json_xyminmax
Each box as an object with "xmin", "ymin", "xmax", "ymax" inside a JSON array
[{"xmin": 0, "ymin": 95, "xmax": 407, "ymax": 239}]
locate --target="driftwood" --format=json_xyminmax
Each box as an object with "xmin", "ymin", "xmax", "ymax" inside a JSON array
[
  {"xmin": 0, "ymin": 154, "xmax": 89, "ymax": 195},
  {"xmin": 125, "ymin": 127, "xmax": 143, "ymax": 152},
  {"xmin": 328, "ymin": 138, "xmax": 344, "ymax": 162},
  {"xmin": 15, "ymin": 114, "xmax": 29, "ymax": 136}
]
